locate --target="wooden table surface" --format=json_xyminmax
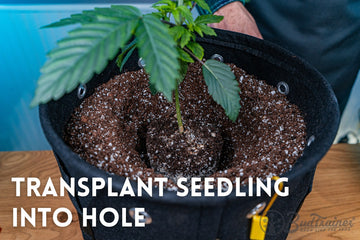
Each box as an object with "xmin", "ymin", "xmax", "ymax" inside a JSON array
[{"xmin": 0, "ymin": 144, "xmax": 359, "ymax": 240}]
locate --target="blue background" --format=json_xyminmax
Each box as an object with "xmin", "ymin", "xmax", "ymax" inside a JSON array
[{"xmin": 0, "ymin": 1, "xmax": 155, "ymax": 151}]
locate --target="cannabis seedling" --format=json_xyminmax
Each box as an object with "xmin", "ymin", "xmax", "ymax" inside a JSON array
[{"xmin": 31, "ymin": 0, "xmax": 241, "ymax": 133}]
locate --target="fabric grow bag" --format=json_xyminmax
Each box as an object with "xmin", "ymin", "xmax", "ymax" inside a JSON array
[{"xmin": 39, "ymin": 29, "xmax": 340, "ymax": 240}]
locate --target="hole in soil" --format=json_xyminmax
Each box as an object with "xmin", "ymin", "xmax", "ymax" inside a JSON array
[
  {"xmin": 65, "ymin": 62, "xmax": 307, "ymax": 187},
  {"xmin": 217, "ymin": 131, "xmax": 234, "ymax": 171},
  {"xmin": 135, "ymin": 124, "xmax": 150, "ymax": 167}
]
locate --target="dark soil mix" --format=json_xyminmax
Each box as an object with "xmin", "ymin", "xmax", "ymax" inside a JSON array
[{"xmin": 65, "ymin": 62, "xmax": 306, "ymax": 188}]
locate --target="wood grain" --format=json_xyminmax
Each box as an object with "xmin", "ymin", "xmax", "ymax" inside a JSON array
[
  {"xmin": 288, "ymin": 144, "xmax": 360, "ymax": 240},
  {"xmin": 0, "ymin": 144, "xmax": 359, "ymax": 240},
  {"xmin": 0, "ymin": 151, "xmax": 82, "ymax": 240}
]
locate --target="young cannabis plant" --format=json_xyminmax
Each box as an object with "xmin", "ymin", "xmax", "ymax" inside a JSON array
[{"xmin": 31, "ymin": 0, "xmax": 241, "ymax": 133}]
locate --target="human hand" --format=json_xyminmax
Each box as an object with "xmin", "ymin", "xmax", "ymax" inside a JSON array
[{"xmin": 209, "ymin": 1, "xmax": 263, "ymax": 39}]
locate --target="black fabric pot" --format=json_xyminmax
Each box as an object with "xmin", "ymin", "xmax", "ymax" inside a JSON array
[{"xmin": 39, "ymin": 29, "xmax": 339, "ymax": 240}]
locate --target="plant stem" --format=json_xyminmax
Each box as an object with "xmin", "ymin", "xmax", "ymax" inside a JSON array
[
  {"xmin": 178, "ymin": 0, "xmax": 184, "ymax": 25},
  {"xmin": 190, "ymin": 2, "xmax": 196, "ymax": 12},
  {"xmin": 175, "ymin": 87, "xmax": 184, "ymax": 133},
  {"xmin": 184, "ymin": 46, "xmax": 204, "ymax": 63},
  {"xmin": 175, "ymin": 0, "xmax": 184, "ymax": 134}
]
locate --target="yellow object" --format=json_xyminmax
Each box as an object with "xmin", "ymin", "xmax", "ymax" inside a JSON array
[
  {"xmin": 250, "ymin": 215, "xmax": 268, "ymax": 240},
  {"xmin": 250, "ymin": 176, "xmax": 284, "ymax": 240},
  {"xmin": 262, "ymin": 176, "xmax": 283, "ymax": 217}
]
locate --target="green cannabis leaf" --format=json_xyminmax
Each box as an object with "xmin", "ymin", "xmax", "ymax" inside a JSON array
[
  {"xmin": 193, "ymin": 0, "xmax": 212, "ymax": 13},
  {"xmin": 135, "ymin": 14, "xmax": 179, "ymax": 101},
  {"xmin": 194, "ymin": 14, "xmax": 223, "ymax": 25},
  {"xmin": 42, "ymin": 13, "xmax": 97, "ymax": 28},
  {"xmin": 32, "ymin": 0, "xmax": 241, "ymax": 131},
  {"xmin": 31, "ymin": 6, "xmax": 142, "ymax": 106},
  {"xmin": 202, "ymin": 60, "xmax": 241, "ymax": 121},
  {"xmin": 186, "ymin": 41, "xmax": 204, "ymax": 60},
  {"xmin": 31, "ymin": 5, "xmax": 180, "ymax": 106},
  {"xmin": 42, "ymin": 6, "xmax": 140, "ymax": 28}
]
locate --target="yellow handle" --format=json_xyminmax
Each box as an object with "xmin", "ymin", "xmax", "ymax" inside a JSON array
[{"xmin": 262, "ymin": 176, "xmax": 283, "ymax": 216}]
